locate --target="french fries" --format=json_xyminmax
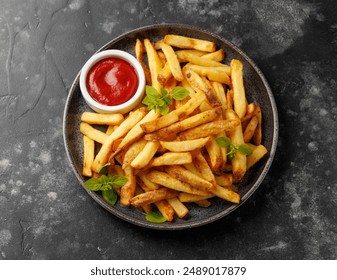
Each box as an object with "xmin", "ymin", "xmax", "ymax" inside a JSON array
[
  {"xmin": 79, "ymin": 33, "xmax": 269, "ymax": 223},
  {"xmin": 82, "ymin": 135, "xmax": 94, "ymax": 177},
  {"xmin": 231, "ymin": 59, "xmax": 247, "ymax": 119},
  {"xmin": 81, "ymin": 112, "xmax": 124, "ymax": 125},
  {"xmin": 164, "ymin": 34, "xmax": 216, "ymax": 52},
  {"xmin": 160, "ymin": 137, "xmax": 210, "ymax": 152},
  {"xmin": 91, "ymin": 107, "xmax": 147, "ymax": 173},
  {"xmin": 80, "ymin": 122, "xmax": 108, "ymax": 144},
  {"xmin": 130, "ymin": 188, "xmax": 179, "ymax": 207}
]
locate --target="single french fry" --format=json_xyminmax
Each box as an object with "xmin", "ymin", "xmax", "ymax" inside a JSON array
[
  {"xmin": 253, "ymin": 105, "xmax": 262, "ymax": 145},
  {"xmin": 131, "ymin": 141, "xmax": 160, "ymax": 169},
  {"xmin": 175, "ymin": 50, "xmax": 208, "ymax": 62},
  {"xmin": 201, "ymin": 49, "xmax": 225, "ymax": 62},
  {"xmin": 205, "ymin": 138, "xmax": 222, "ymax": 171},
  {"xmin": 135, "ymin": 38, "xmax": 152, "ymax": 85},
  {"xmin": 178, "ymin": 192, "xmax": 213, "ymax": 203},
  {"xmin": 82, "ymin": 135, "xmax": 95, "ymax": 177},
  {"xmin": 122, "ymin": 138, "xmax": 147, "ymax": 169},
  {"xmin": 243, "ymin": 115, "xmax": 258, "ymax": 143},
  {"xmin": 120, "ymin": 165, "xmax": 136, "ymax": 206},
  {"xmin": 140, "ymin": 111, "xmax": 180, "ymax": 133},
  {"xmin": 246, "ymin": 144, "xmax": 268, "ymax": 169},
  {"xmin": 176, "ymin": 51, "xmax": 226, "ymax": 67},
  {"xmin": 231, "ymin": 59, "xmax": 247, "ymax": 119},
  {"xmin": 225, "ymin": 109, "xmax": 246, "ymax": 182},
  {"xmin": 166, "ymin": 165, "xmax": 215, "ymax": 193},
  {"xmin": 178, "ymin": 119, "xmax": 240, "ymax": 140},
  {"xmin": 159, "ymin": 137, "xmax": 210, "ymax": 152},
  {"xmin": 182, "ymin": 66, "xmax": 220, "ymax": 107},
  {"xmin": 81, "ymin": 112, "xmax": 124, "ymax": 125},
  {"xmin": 167, "ymin": 197, "xmax": 189, "ymax": 218},
  {"xmin": 187, "ymin": 64, "xmax": 231, "ymax": 85},
  {"xmin": 146, "ymin": 170, "xmax": 211, "ymax": 196},
  {"xmin": 155, "ymin": 200, "xmax": 175, "ymax": 222},
  {"xmin": 130, "ymin": 188, "xmax": 178, "ymax": 207},
  {"xmin": 80, "ymin": 122, "xmax": 108, "ymax": 144},
  {"xmin": 144, "ymin": 38, "xmax": 163, "ymax": 91},
  {"xmin": 164, "ymin": 34, "xmax": 216, "ymax": 52},
  {"xmin": 158, "ymin": 41, "xmax": 183, "ymax": 81},
  {"xmin": 91, "ymin": 107, "xmax": 147, "ymax": 172},
  {"xmin": 212, "ymin": 184, "xmax": 240, "ymax": 204},
  {"xmin": 147, "ymin": 152, "xmax": 192, "ymax": 168}
]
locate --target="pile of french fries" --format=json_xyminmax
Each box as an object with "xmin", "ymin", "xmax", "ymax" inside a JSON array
[{"xmin": 80, "ymin": 34, "xmax": 268, "ymax": 222}]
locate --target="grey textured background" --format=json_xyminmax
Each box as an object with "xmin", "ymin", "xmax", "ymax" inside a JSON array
[{"xmin": 0, "ymin": 0, "xmax": 336, "ymax": 259}]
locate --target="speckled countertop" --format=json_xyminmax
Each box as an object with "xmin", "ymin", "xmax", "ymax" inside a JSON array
[{"xmin": 0, "ymin": 0, "xmax": 336, "ymax": 260}]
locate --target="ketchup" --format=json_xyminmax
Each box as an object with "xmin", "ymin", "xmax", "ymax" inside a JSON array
[{"xmin": 86, "ymin": 57, "xmax": 138, "ymax": 106}]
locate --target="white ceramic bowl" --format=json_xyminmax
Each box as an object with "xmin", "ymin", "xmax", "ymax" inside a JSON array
[{"xmin": 79, "ymin": 49, "xmax": 145, "ymax": 114}]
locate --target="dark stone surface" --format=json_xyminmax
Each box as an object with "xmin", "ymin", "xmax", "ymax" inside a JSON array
[{"xmin": 0, "ymin": 0, "xmax": 336, "ymax": 259}]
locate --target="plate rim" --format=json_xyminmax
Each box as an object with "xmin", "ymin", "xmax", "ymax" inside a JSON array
[{"xmin": 63, "ymin": 23, "xmax": 279, "ymax": 230}]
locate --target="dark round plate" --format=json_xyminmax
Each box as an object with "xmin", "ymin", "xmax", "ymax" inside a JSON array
[{"xmin": 63, "ymin": 23, "xmax": 278, "ymax": 230}]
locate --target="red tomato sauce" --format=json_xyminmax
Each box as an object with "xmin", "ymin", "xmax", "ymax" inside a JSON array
[{"xmin": 86, "ymin": 57, "xmax": 138, "ymax": 106}]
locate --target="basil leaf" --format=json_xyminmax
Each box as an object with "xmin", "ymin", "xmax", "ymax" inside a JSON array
[
  {"xmin": 146, "ymin": 211, "xmax": 167, "ymax": 223},
  {"xmin": 171, "ymin": 86, "xmax": 190, "ymax": 100},
  {"xmin": 83, "ymin": 175, "xmax": 127, "ymax": 191},
  {"xmin": 215, "ymin": 136, "xmax": 231, "ymax": 148},
  {"xmin": 159, "ymin": 104, "xmax": 169, "ymax": 115},
  {"xmin": 161, "ymin": 88, "xmax": 169, "ymax": 96},
  {"xmin": 142, "ymin": 96, "xmax": 152, "ymax": 106},
  {"xmin": 102, "ymin": 189, "xmax": 118, "ymax": 205},
  {"xmin": 108, "ymin": 175, "xmax": 128, "ymax": 188},
  {"xmin": 238, "ymin": 144, "xmax": 253, "ymax": 155},
  {"xmin": 83, "ymin": 177, "xmax": 104, "ymax": 191},
  {"xmin": 163, "ymin": 94, "xmax": 173, "ymax": 105},
  {"xmin": 145, "ymin": 85, "xmax": 159, "ymax": 99}
]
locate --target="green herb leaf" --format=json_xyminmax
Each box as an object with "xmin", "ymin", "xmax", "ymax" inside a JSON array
[
  {"xmin": 142, "ymin": 95, "xmax": 152, "ymax": 106},
  {"xmin": 83, "ymin": 175, "xmax": 127, "ymax": 191},
  {"xmin": 102, "ymin": 189, "xmax": 118, "ymax": 205},
  {"xmin": 215, "ymin": 136, "xmax": 231, "ymax": 148},
  {"xmin": 238, "ymin": 144, "xmax": 253, "ymax": 155},
  {"xmin": 145, "ymin": 85, "xmax": 159, "ymax": 99},
  {"xmin": 142, "ymin": 86, "xmax": 189, "ymax": 115},
  {"xmin": 159, "ymin": 104, "xmax": 169, "ymax": 115},
  {"xmin": 108, "ymin": 175, "xmax": 128, "ymax": 188},
  {"xmin": 145, "ymin": 211, "xmax": 167, "ymax": 223},
  {"xmin": 171, "ymin": 86, "xmax": 190, "ymax": 100}
]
